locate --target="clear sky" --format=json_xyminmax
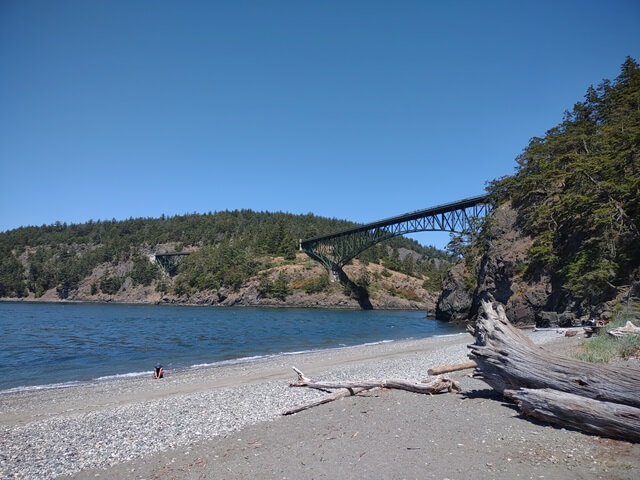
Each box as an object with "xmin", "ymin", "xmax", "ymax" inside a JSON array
[{"xmin": 1, "ymin": 1, "xmax": 638, "ymax": 249}]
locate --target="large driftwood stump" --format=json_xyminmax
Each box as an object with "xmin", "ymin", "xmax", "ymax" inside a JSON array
[
  {"xmin": 508, "ymin": 388, "xmax": 640, "ymax": 443},
  {"xmin": 470, "ymin": 300, "xmax": 640, "ymax": 442},
  {"xmin": 469, "ymin": 301, "xmax": 640, "ymax": 408}
]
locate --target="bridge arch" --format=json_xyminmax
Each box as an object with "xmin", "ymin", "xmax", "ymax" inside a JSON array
[{"xmin": 300, "ymin": 195, "xmax": 493, "ymax": 273}]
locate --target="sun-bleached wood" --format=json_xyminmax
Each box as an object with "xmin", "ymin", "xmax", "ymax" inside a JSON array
[
  {"xmin": 283, "ymin": 387, "xmax": 371, "ymax": 415},
  {"xmin": 508, "ymin": 388, "xmax": 640, "ymax": 443},
  {"xmin": 608, "ymin": 320, "xmax": 640, "ymax": 337},
  {"xmin": 427, "ymin": 361, "xmax": 477, "ymax": 376},
  {"xmin": 468, "ymin": 301, "xmax": 640, "ymax": 409},
  {"xmin": 469, "ymin": 300, "xmax": 640, "ymax": 442},
  {"xmin": 288, "ymin": 366, "xmax": 460, "ymax": 395}
]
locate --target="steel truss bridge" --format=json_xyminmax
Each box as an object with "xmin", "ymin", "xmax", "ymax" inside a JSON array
[
  {"xmin": 151, "ymin": 252, "xmax": 190, "ymax": 275},
  {"xmin": 300, "ymin": 194, "xmax": 493, "ymax": 273}
]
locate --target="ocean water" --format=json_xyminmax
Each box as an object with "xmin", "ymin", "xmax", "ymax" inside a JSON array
[{"xmin": 0, "ymin": 302, "xmax": 464, "ymax": 393}]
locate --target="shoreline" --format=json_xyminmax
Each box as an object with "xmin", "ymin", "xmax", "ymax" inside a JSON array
[
  {"xmin": 3, "ymin": 330, "xmax": 638, "ymax": 480},
  {"xmin": 0, "ymin": 333, "xmax": 466, "ymax": 397},
  {"xmin": 0, "ymin": 297, "xmax": 431, "ymax": 311},
  {"xmin": 2, "ymin": 333, "xmax": 478, "ymax": 478}
]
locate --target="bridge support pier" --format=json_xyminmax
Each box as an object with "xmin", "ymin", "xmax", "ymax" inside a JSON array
[{"xmin": 330, "ymin": 269, "xmax": 341, "ymax": 282}]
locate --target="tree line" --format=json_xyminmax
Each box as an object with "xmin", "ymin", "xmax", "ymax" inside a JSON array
[
  {"xmin": 487, "ymin": 57, "xmax": 640, "ymax": 303},
  {"xmin": 0, "ymin": 209, "xmax": 451, "ymax": 298}
]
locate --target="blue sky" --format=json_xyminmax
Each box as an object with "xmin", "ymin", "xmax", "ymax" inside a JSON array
[{"xmin": 1, "ymin": 1, "xmax": 638, "ymax": 249}]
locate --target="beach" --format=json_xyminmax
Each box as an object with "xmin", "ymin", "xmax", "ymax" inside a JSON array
[{"xmin": 2, "ymin": 331, "xmax": 639, "ymax": 479}]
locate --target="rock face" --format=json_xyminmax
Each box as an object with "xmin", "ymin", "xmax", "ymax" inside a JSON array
[
  {"xmin": 435, "ymin": 263, "xmax": 473, "ymax": 321},
  {"xmin": 436, "ymin": 203, "xmax": 555, "ymax": 326},
  {"xmin": 10, "ymin": 255, "xmax": 439, "ymax": 312}
]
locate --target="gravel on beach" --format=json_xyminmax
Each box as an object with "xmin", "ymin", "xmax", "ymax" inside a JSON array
[{"xmin": 1, "ymin": 330, "xmax": 637, "ymax": 480}]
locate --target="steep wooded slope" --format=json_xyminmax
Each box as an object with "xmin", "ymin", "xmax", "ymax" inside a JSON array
[{"xmin": 437, "ymin": 57, "xmax": 640, "ymax": 324}]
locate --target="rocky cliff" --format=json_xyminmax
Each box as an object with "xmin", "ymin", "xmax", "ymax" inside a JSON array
[
  {"xmin": 436, "ymin": 202, "xmax": 634, "ymax": 326},
  {"xmin": 436, "ymin": 203, "xmax": 607, "ymax": 326}
]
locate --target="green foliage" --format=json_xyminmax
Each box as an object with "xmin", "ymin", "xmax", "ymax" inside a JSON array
[
  {"xmin": 258, "ymin": 271, "xmax": 291, "ymax": 300},
  {"xmin": 175, "ymin": 241, "xmax": 259, "ymax": 293},
  {"xmin": 99, "ymin": 274, "xmax": 123, "ymax": 295},
  {"xmin": 298, "ymin": 273, "xmax": 330, "ymax": 294},
  {"xmin": 130, "ymin": 255, "xmax": 160, "ymax": 286},
  {"xmin": 0, "ymin": 189, "xmax": 452, "ymax": 298},
  {"xmin": 271, "ymin": 272, "xmax": 291, "ymax": 300},
  {"xmin": 488, "ymin": 57, "xmax": 640, "ymax": 301},
  {"xmin": 0, "ymin": 247, "xmax": 27, "ymax": 297},
  {"xmin": 422, "ymin": 271, "xmax": 445, "ymax": 292},
  {"xmin": 574, "ymin": 300, "xmax": 640, "ymax": 363},
  {"xmin": 156, "ymin": 279, "xmax": 169, "ymax": 294},
  {"xmin": 257, "ymin": 275, "xmax": 274, "ymax": 298}
]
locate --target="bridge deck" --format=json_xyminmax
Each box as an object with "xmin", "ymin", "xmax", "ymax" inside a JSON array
[{"xmin": 301, "ymin": 194, "xmax": 491, "ymax": 245}]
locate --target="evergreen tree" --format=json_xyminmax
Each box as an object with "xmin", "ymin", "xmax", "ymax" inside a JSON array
[{"xmin": 489, "ymin": 57, "xmax": 640, "ymax": 300}]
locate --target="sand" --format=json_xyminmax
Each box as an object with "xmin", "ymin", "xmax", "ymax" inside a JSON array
[{"xmin": 1, "ymin": 331, "xmax": 639, "ymax": 479}]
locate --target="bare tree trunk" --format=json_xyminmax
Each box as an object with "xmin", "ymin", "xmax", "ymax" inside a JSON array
[
  {"xmin": 508, "ymin": 388, "xmax": 640, "ymax": 443},
  {"xmin": 470, "ymin": 300, "xmax": 640, "ymax": 442},
  {"xmin": 469, "ymin": 301, "xmax": 640, "ymax": 408}
]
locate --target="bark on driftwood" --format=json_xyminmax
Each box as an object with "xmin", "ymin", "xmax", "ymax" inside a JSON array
[
  {"xmin": 470, "ymin": 300, "xmax": 640, "ymax": 442},
  {"xmin": 284, "ymin": 367, "xmax": 460, "ymax": 414},
  {"xmin": 289, "ymin": 367, "xmax": 460, "ymax": 394},
  {"xmin": 283, "ymin": 386, "xmax": 370, "ymax": 415},
  {"xmin": 508, "ymin": 388, "xmax": 640, "ymax": 443},
  {"xmin": 427, "ymin": 361, "xmax": 477, "ymax": 376}
]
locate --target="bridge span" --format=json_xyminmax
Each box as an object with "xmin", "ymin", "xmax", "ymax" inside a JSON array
[{"xmin": 300, "ymin": 194, "xmax": 493, "ymax": 273}]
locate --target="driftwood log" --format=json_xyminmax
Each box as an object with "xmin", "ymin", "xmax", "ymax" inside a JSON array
[
  {"xmin": 608, "ymin": 320, "xmax": 640, "ymax": 337},
  {"xmin": 284, "ymin": 367, "xmax": 460, "ymax": 414},
  {"xmin": 427, "ymin": 360, "xmax": 477, "ymax": 376},
  {"xmin": 283, "ymin": 386, "xmax": 371, "ymax": 415},
  {"xmin": 509, "ymin": 388, "xmax": 640, "ymax": 442},
  {"xmin": 289, "ymin": 367, "xmax": 461, "ymax": 394},
  {"xmin": 470, "ymin": 300, "xmax": 640, "ymax": 442}
]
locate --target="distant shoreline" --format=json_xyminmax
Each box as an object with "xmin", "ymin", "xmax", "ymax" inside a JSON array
[{"xmin": 0, "ymin": 296, "xmax": 432, "ymax": 311}]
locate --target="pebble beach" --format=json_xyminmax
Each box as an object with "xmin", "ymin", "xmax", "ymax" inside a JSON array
[{"xmin": 2, "ymin": 330, "xmax": 638, "ymax": 480}]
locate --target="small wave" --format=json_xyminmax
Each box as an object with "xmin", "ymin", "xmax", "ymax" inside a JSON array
[
  {"xmin": 190, "ymin": 355, "xmax": 270, "ymax": 369},
  {"xmin": 95, "ymin": 371, "xmax": 149, "ymax": 381},
  {"xmin": 361, "ymin": 339, "xmax": 394, "ymax": 346},
  {"xmin": 281, "ymin": 349, "xmax": 316, "ymax": 356},
  {"xmin": 0, "ymin": 380, "xmax": 83, "ymax": 395}
]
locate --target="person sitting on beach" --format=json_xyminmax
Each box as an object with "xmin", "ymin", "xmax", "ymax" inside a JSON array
[{"xmin": 153, "ymin": 364, "xmax": 164, "ymax": 379}]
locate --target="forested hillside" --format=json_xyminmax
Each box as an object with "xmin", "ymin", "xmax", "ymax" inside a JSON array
[
  {"xmin": 490, "ymin": 57, "xmax": 640, "ymax": 299},
  {"xmin": 0, "ymin": 209, "xmax": 451, "ymax": 308},
  {"xmin": 437, "ymin": 57, "xmax": 640, "ymax": 323}
]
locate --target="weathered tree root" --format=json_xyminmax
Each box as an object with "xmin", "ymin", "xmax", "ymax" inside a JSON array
[{"xmin": 470, "ymin": 300, "xmax": 640, "ymax": 442}]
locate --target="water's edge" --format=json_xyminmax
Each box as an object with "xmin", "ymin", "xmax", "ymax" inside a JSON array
[{"xmin": 0, "ymin": 333, "xmax": 467, "ymax": 396}]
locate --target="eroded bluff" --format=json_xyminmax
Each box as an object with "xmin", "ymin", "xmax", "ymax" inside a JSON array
[{"xmin": 436, "ymin": 203, "xmax": 556, "ymax": 326}]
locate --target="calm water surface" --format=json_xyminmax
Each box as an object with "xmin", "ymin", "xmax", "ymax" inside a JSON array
[{"xmin": 0, "ymin": 302, "xmax": 464, "ymax": 392}]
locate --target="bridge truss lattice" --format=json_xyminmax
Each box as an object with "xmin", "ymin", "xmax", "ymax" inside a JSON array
[{"xmin": 300, "ymin": 195, "xmax": 493, "ymax": 272}]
